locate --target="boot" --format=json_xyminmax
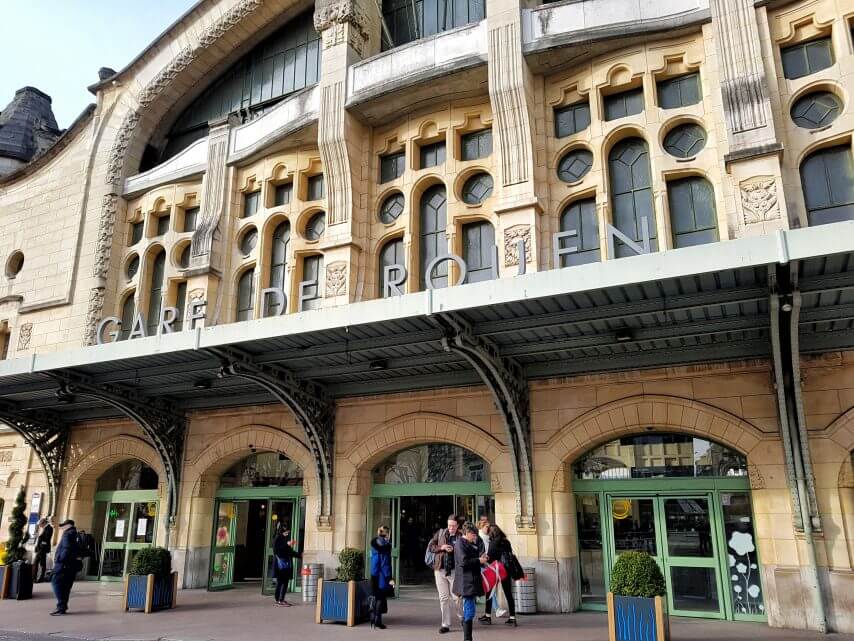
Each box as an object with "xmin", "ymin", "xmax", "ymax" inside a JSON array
[{"xmin": 463, "ymin": 620, "xmax": 473, "ymax": 641}]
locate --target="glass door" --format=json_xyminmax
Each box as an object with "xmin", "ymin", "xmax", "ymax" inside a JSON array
[
  {"xmin": 101, "ymin": 502, "xmax": 132, "ymax": 580},
  {"xmin": 262, "ymin": 499, "xmax": 298, "ymax": 596},
  {"xmin": 209, "ymin": 500, "xmax": 240, "ymax": 590},
  {"xmin": 368, "ymin": 497, "xmax": 400, "ymax": 592}
]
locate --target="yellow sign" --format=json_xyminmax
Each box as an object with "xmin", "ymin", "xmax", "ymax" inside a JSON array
[{"xmin": 612, "ymin": 499, "xmax": 632, "ymax": 520}]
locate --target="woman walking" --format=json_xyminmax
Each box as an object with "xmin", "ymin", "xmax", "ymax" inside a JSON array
[
  {"xmin": 454, "ymin": 524, "xmax": 487, "ymax": 641},
  {"xmin": 482, "ymin": 525, "xmax": 517, "ymax": 627},
  {"xmin": 273, "ymin": 525, "xmax": 300, "ymax": 606},
  {"xmin": 370, "ymin": 525, "xmax": 395, "ymax": 629}
]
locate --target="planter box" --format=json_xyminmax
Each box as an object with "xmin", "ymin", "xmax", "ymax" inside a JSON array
[
  {"xmin": 2, "ymin": 562, "xmax": 33, "ymax": 600},
  {"xmin": 315, "ymin": 579, "xmax": 371, "ymax": 626},
  {"xmin": 124, "ymin": 572, "xmax": 178, "ymax": 613},
  {"xmin": 607, "ymin": 592, "xmax": 669, "ymax": 641}
]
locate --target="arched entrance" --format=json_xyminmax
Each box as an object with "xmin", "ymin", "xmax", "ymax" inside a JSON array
[
  {"xmin": 88, "ymin": 459, "xmax": 160, "ymax": 581},
  {"xmin": 208, "ymin": 452, "xmax": 305, "ymax": 596},
  {"xmin": 572, "ymin": 432, "xmax": 764, "ymax": 621},
  {"xmin": 368, "ymin": 443, "xmax": 493, "ymax": 587}
]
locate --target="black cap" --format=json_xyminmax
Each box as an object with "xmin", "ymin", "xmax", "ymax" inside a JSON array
[{"xmin": 58, "ymin": 519, "xmax": 74, "ymax": 527}]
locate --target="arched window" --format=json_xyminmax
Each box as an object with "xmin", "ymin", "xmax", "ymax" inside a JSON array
[
  {"xmin": 419, "ymin": 185, "xmax": 448, "ymax": 289},
  {"xmin": 236, "ymin": 269, "xmax": 255, "ymax": 321},
  {"xmin": 174, "ymin": 281, "xmax": 187, "ymax": 332},
  {"xmin": 667, "ymin": 176, "xmax": 719, "ymax": 248},
  {"xmin": 573, "ymin": 433, "xmax": 747, "ymax": 480},
  {"xmin": 373, "ymin": 444, "xmax": 489, "ymax": 484},
  {"xmin": 301, "ymin": 255, "xmax": 323, "ymax": 311},
  {"xmin": 462, "ymin": 220, "xmax": 495, "ymax": 283},
  {"xmin": 608, "ymin": 138, "xmax": 657, "ymax": 257},
  {"xmin": 146, "ymin": 250, "xmax": 165, "ymax": 336},
  {"xmin": 559, "ymin": 198, "xmax": 600, "ymax": 266},
  {"xmin": 220, "ymin": 453, "xmax": 303, "ymax": 488},
  {"xmin": 97, "ymin": 460, "xmax": 159, "ymax": 491},
  {"xmin": 120, "ymin": 292, "xmax": 136, "ymax": 340},
  {"xmin": 267, "ymin": 221, "xmax": 290, "ymax": 316},
  {"xmin": 379, "ymin": 237, "xmax": 405, "ymax": 297},
  {"xmin": 800, "ymin": 144, "xmax": 854, "ymax": 226}
]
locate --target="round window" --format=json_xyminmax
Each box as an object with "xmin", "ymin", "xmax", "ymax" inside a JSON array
[
  {"xmin": 791, "ymin": 91, "xmax": 842, "ymax": 129},
  {"xmin": 379, "ymin": 193, "xmax": 405, "ymax": 224},
  {"xmin": 461, "ymin": 172, "xmax": 494, "ymax": 205},
  {"xmin": 126, "ymin": 254, "xmax": 139, "ymax": 280},
  {"xmin": 5, "ymin": 251, "xmax": 24, "ymax": 278},
  {"xmin": 663, "ymin": 123, "xmax": 707, "ymax": 158},
  {"xmin": 177, "ymin": 244, "xmax": 190, "ymax": 268},
  {"xmin": 557, "ymin": 149, "xmax": 593, "ymax": 183},
  {"xmin": 305, "ymin": 211, "xmax": 326, "ymax": 241},
  {"xmin": 239, "ymin": 228, "xmax": 258, "ymax": 256}
]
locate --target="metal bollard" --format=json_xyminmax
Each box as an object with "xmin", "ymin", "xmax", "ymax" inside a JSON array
[
  {"xmin": 301, "ymin": 563, "xmax": 323, "ymax": 603},
  {"xmin": 512, "ymin": 567, "xmax": 537, "ymax": 614}
]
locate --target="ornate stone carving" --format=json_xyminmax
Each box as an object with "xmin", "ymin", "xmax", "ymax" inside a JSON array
[
  {"xmin": 504, "ymin": 225, "xmax": 532, "ymax": 267},
  {"xmin": 318, "ymin": 82, "xmax": 352, "ymax": 225},
  {"xmin": 16, "ymin": 323, "xmax": 33, "ymax": 351},
  {"xmin": 325, "ymin": 261, "xmax": 347, "ymax": 297},
  {"xmin": 740, "ymin": 177, "xmax": 779, "ymax": 224},
  {"xmin": 137, "ymin": 46, "xmax": 195, "ymax": 108},
  {"xmin": 83, "ymin": 287, "xmax": 106, "ymax": 346},
  {"xmin": 323, "ymin": 23, "xmax": 346, "ymax": 49},
  {"xmin": 490, "ymin": 472, "xmax": 503, "ymax": 493},
  {"xmin": 488, "ymin": 23, "xmax": 534, "ymax": 187},
  {"xmin": 189, "ymin": 288, "xmax": 206, "ymax": 302},
  {"xmin": 314, "ymin": 0, "xmax": 370, "ymax": 43},
  {"xmin": 747, "ymin": 464, "xmax": 765, "ymax": 490},
  {"xmin": 551, "ymin": 466, "xmax": 569, "ymax": 493},
  {"xmin": 94, "ymin": 194, "xmax": 119, "ymax": 279},
  {"xmin": 105, "ymin": 111, "xmax": 140, "ymax": 186},
  {"xmin": 0, "ymin": 450, "xmax": 12, "ymax": 464},
  {"xmin": 192, "ymin": 119, "xmax": 233, "ymax": 265},
  {"xmin": 198, "ymin": 0, "xmax": 263, "ymax": 49}
]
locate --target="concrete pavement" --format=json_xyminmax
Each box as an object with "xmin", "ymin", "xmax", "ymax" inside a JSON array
[{"xmin": 0, "ymin": 582, "xmax": 851, "ymax": 641}]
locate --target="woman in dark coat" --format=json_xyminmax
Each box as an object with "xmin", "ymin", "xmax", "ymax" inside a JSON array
[
  {"xmin": 454, "ymin": 524, "xmax": 487, "ymax": 641},
  {"xmin": 273, "ymin": 525, "xmax": 300, "ymax": 606},
  {"xmin": 483, "ymin": 525, "xmax": 517, "ymax": 627},
  {"xmin": 370, "ymin": 525, "xmax": 394, "ymax": 629}
]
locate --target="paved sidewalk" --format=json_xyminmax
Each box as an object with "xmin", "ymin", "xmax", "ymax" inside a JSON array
[{"xmin": 0, "ymin": 582, "xmax": 851, "ymax": 641}]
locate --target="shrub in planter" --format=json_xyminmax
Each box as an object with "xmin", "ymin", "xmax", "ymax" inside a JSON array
[
  {"xmin": 124, "ymin": 547, "xmax": 177, "ymax": 613},
  {"xmin": 316, "ymin": 547, "xmax": 371, "ymax": 627},
  {"xmin": 2, "ymin": 488, "xmax": 32, "ymax": 600},
  {"xmin": 607, "ymin": 552, "xmax": 668, "ymax": 641}
]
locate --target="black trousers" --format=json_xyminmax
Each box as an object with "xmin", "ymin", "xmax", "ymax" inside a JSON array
[
  {"xmin": 485, "ymin": 577, "xmax": 515, "ymax": 617},
  {"xmin": 274, "ymin": 567, "xmax": 292, "ymax": 602},
  {"xmin": 33, "ymin": 550, "xmax": 48, "ymax": 581},
  {"xmin": 51, "ymin": 570, "xmax": 75, "ymax": 612}
]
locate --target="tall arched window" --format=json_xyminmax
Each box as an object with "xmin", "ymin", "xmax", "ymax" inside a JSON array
[
  {"xmin": 267, "ymin": 221, "xmax": 290, "ymax": 315},
  {"xmin": 301, "ymin": 255, "xmax": 323, "ymax": 311},
  {"xmin": 419, "ymin": 184, "xmax": 448, "ymax": 289},
  {"xmin": 146, "ymin": 250, "xmax": 165, "ymax": 336},
  {"xmin": 608, "ymin": 138, "xmax": 657, "ymax": 257},
  {"xmin": 236, "ymin": 269, "xmax": 255, "ymax": 321},
  {"xmin": 462, "ymin": 220, "xmax": 495, "ymax": 283},
  {"xmin": 800, "ymin": 144, "xmax": 854, "ymax": 226},
  {"xmin": 379, "ymin": 237, "xmax": 405, "ymax": 297},
  {"xmin": 120, "ymin": 292, "xmax": 136, "ymax": 340},
  {"xmin": 560, "ymin": 198, "xmax": 600, "ymax": 266},
  {"xmin": 667, "ymin": 177, "xmax": 719, "ymax": 248}
]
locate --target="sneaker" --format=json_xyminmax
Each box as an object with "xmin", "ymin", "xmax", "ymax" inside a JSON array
[
  {"xmin": 439, "ymin": 626, "xmax": 450, "ymax": 634},
  {"xmin": 50, "ymin": 610, "xmax": 66, "ymax": 616},
  {"xmin": 478, "ymin": 615, "xmax": 492, "ymax": 624},
  {"xmin": 375, "ymin": 623, "xmax": 387, "ymax": 629},
  {"xmin": 505, "ymin": 618, "xmax": 517, "ymax": 627}
]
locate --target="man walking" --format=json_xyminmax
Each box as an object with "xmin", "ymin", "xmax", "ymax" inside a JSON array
[
  {"xmin": 33, "ymin": 517, "xmax": 53, "ymax": 583},
  {"xmin": 428, "ymin": 514, "xmax": 463, "ymax": 634},
  {"xmin": 50, "ymin": 519, "xmax": 82, "ymax": 616}
]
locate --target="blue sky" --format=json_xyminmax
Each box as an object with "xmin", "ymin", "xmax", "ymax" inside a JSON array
[{"xmin": 1, "ymin": 1, "xmax": 198, "ymax": 128}]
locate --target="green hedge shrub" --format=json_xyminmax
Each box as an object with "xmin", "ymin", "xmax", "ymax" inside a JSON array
[
  {"xmin": 6, "ymin": 488, "xmax": 28, "ymax": 563},
  {"xmin": 609, "ymin": 552, "xmax": 666, "ymax": 598},
  {"xmin": 336, "ymin": 547, "xmax": 365, "ymax": 582},
  {"xmin": 129, "ymin": 547, "xmax": 172, "ymax": 577}
]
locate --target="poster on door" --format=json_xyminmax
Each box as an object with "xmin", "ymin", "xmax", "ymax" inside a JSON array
[{"xmin": 115, "ymin": 519, "xmax": 126, "ymax": 538}]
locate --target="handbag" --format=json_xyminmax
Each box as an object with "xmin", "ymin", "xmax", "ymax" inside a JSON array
[
  {"xmin": 502, "ymin": 552, "xmax": 524, "ymax": 581},
  {"xmin": 480, "ymin": 561, "xmax": 508, "ymax": 596},
  {"xmin": 276, "ymin": 555, "xmax": 292, "ymax": 571}
]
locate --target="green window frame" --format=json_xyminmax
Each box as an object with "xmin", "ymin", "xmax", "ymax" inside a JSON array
[
  {"xmin": 267, "ymin": 221, "xmax": 290, "ymax": 316},
  {"xmin": 239, "ymin": 228, "xmax": 258, "ymax": 256},
  {"xmin": 555, "ymin": 101, "xmax": 591, "ymax": 138},
  {"xmin": 119, "ymin": 292, "xmax": 135, "ymax": 340},
  {"xmin": 604, "ymin": 88, "xmax": 644, "ymax": 121},
  {"xmin": 379, "ymin": 237, "xmax": 405, "ymax": 297},
  {"xmin": 461, "ymin": 129, "xmax": 492, "ymax": 161},
  {"xmin": 781, "ymin": 37, "xmax": 834, "ymax": 79},
  {"xmin": 129, "ymin": 221, "xmax": 144, "ymax": 245},
  {"xmin": 800, "ymin": 144, "xmax": 854, "ymax": 226},
  {"xmin": 790, "ymin": 91, "xmax": 842, "ymax": 129},
  {"xmin": 462, "ymin": 220, "xmax": 495, "ymax": 283},
  {"xmin": 304, "ymin": 212, "xmax": 326, "ymax": 241},
  {"xmin": 301, "ymin": 255, "xmax": 323, "ymax": 310},
  {"xmin": 380, "ymin": 152, "xmax": 406, "ymax": 183},
  {"xmin": 559, "ymin": 198, "xmax": 600, "ymax": 267},
  {"xmin": 608, "ymin": 137, "xmax": 658, "ymax": 257},
  {"xmin": 557, "ymin": 149, "xmax": 593, "ymax": 183},
  {"xmin": 667, "ymin": 176, "xmax": 719, "ymax": 248},
  {"xmin": 663, "ymin": 123, "xmax": 707, "ymax": 159},
  {"xmin": 419, "ymin": 184, "xmax": 448, "ymax": 289},
  {"xmin": 379, "ymin": 193, "xmax": 405, "ymax": 224},
  {"xmin": 420, "ymin": 141, "xmax": 446, "ymax": 169},
  {"xmin": 243, "ymin": 192, "xmax": 260, "ymax": 218},
  {"xmin": 155, "ymin": 215, "xmax": 170, "ymax": 236},
  {"xmin": 174, "ymin": 281, "xmax": 187, "ymax": 332},
  {"xmin": 307, "ymin": 174, "xmax": 325, "ymax": 201},
  {"xmin": 274, "ymin": 183, "xmax": 293, "ymax": 207},
  {"xmin": 657, "ymin": 73, "xmax": 701, "ymax": 109},
  {"xmin": 461, "ymin": 172, "xmax": 494, "ymax": 204},
  {"xmin": 146, "ymin": 251, "xmax": 165, "ymax": 336},
  {"xmin": 236, "ymin": 269, "xmax": 255, "ymax": 321}
]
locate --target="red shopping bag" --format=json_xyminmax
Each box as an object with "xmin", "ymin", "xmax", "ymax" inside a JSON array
[{"xmin": 481, "ymin": 561, "xmax": 508, "ymax": 596}]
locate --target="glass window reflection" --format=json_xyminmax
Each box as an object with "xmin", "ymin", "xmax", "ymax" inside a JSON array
[{"xmin": 372, "ymin": 444, "xmax": 489, "ymax": 484}]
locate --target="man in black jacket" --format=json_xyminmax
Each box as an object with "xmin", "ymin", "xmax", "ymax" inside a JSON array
[
  {"xmin": 50, "ymin": 519, "xmax": 82, "ymax": 616},
  {"xmin": 33, "ymin": 517, "xmax": 53, "ymax": 583}
]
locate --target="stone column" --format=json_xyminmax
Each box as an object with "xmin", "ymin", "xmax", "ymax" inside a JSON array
[{"xmin": 710, "ymin": 0, "xmax": 789, "ymax": 237}]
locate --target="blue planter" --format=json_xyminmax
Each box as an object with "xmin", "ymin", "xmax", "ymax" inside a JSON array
[
  {"xmin": 125, "ymin": 573, "xmax": 177, "ymax": 613},
  {"xmin": 318, "ymin": 580, "xmax": 370, "ymax": 626},
  {"xmin": 608, "ymin": 593, "xmax": 669, "ymax": 641}
]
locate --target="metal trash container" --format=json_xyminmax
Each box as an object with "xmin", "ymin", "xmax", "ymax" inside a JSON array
[
  {"xmin": 512, "ymin": 567, "xmax": 536, "ymax": 614},
  {"xmin": 301, "ymin": 563, "xmax": 323, "ymax": 603}
]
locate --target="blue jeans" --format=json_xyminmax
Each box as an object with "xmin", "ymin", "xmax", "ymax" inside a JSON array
[{"xmin": 462, "ymin": 596, "xmax": 477, "ymax": 622}]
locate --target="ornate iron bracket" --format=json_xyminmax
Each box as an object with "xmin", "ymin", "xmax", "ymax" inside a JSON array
[
  {"xmin": 206, "ymin": 346, "xmax": 335, "ymax": 529},
  {"xmin": 432, "ymin": 313, "xmax": 535, "ymax": 530},
  {"xmin": 0, "ymin": 400, "xmax": 68, "ymax": 515},
  {"xmin": 48, "ymin": 371, "xmax": 186, "ymax": 529}
]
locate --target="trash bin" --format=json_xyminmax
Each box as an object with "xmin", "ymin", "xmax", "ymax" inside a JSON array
[
  {"xmin": 512, "ymin": 567, "xmax": 536, "ymax": 614},
  {"xmin": 301, "ymin": 563, "xmax": 323, "ymax": 603}
]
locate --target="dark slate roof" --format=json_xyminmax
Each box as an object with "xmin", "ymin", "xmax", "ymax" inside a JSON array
[{"xmin": 0, "ymin": 87, "xmax": 61, "ymax": 163}]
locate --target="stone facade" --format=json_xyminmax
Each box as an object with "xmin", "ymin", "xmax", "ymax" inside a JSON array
[{"xmin": 1, "ymin": 0, "xmax": 854, "ymax": 633}]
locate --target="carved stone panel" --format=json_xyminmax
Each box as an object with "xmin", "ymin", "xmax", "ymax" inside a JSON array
[
  {"xmin": 16, "ymin": 323, "xmax": 33, "ymax": 351},
  {"xmin": 740, "ymin": 177, "xmax": 779, "ymax": 224},
  {"xmin": 325, "ymin": 261, "xmax": 347, "ymax": 297},
  {"xmin": 504, "ymin": 225, "xmax": 532, "ymax": 267},
  {"xmin": 83, "ymin": 287, "xmax": 106, "ymax": 346}
]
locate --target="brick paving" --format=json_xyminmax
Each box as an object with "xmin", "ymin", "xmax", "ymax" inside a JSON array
[{"xmin": 0, "ymin": 583, "xmax": 851, "ymax": 641}]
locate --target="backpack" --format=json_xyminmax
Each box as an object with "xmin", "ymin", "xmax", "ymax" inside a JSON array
[
  {"xmin": 76, "ymin": 532, "xmax": 95, "ymax": 559},
  {"xmin": 425, "ymin": 528, "xmax": 444, "ymax": 569}
]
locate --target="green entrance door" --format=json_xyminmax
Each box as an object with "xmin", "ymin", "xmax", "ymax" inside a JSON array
[
  {"xmin": 91, "ymin": 492, "xmax": 159, "ymax": 581},
  {"xmin": 609, "ymin": 494, "xmax": 723, "ymax": 618}
]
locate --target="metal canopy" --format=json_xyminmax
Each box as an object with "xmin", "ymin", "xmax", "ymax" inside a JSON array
[{"xmin": 2, "ymin": 223, "xmax": 854, "ymax": 425}]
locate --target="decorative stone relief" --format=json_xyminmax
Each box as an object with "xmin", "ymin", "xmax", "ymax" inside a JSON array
[
  {"xmin": 198, "ymin": 0, "xmax": 263, "ymax": 48},
  {"xmin": 322, "ymin": 23, "xmax": 346, "ymax": 49},
  {"xmin": 93, "ymin": 194, "xmax": 119, "ymax": 279},
  {"xmin": 0, "ymin": 450, "xmax": 12, "ymax": 464},
  {"xmin": 83, "ymin": 287, "xmax": 106, "ymax": 346},
  {"xmin": 490, "ymin": 472, "xmax": 503, "ymax": 493},
  {"xmin": 137, "ymin": 46, "xmax": 195, "ymax": 108},
  {"xmin": 325, "ymin": 261, "xmax": 347, "ymax": 297},
  {"xmin": 551, "ymin": 466, "xmax": 569, "ymax": 493},
  {"xmin": 314, "ymin": 0, "xmax": 370, "ymax": 43},
  {"xmin": 189, "ymin": 288, "xmax": 206, "ymax": 302},
  {"xmin": 488, "ymin": 23, "xmax": 533, "ymax": 187},
  {"xmin": 191, "ymin": 118, "xmax": 233, "ymax": 264},
  {"xmin": 105, "ymin": 111, "xmax": 140, "ymax": 186},
  {"xmin": 740, "ymin": 177, "xmax": 779, "ymax": 224},
  {"xmin": 16, "ymin": 323, "xmax": 33, "ymax": 351},
  {"xmin": 504, "ymin": 225, "xmax": 532, "ymax": 267},
  {"xmin": 747, "ymin": 464, "xmax": 765, "ymax": 490},
  {"xmin": 318, "ymin": 82, "xmax": 352, "ymax": 225}
]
